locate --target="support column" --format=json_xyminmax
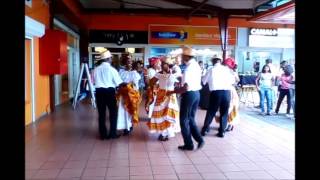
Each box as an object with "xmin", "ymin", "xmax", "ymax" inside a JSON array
[
  {"xmin": 49, "ymin": 0, "xmax": 55, "ymax": 112},
  {"xmin": 80, "ymin": 29, "xmax": 89, "ymax": 62},
  {"xmin": 218, "ymin": 12, "xmax": 229, "ymax": 61}
]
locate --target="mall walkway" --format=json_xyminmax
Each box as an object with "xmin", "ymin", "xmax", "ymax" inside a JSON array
[{"xmin": 26, "ymin": 102, "xmax": 295, "ymax": 180}]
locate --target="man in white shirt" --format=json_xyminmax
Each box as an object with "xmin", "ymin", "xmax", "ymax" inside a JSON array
[
  {"xmin": 201, "ymin": 58, "xmax": 236, "ymax": 138},
  {"xmin": 169, "ymin": 46, "xmax": 205, "ymax": 151},
  {"xmin": 93, "ymin": 50, "xmax": 123, "ymax": 140}
]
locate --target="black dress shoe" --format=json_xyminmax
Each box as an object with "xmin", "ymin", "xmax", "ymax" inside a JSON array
[
  {"xmin": 201, "ymin": 128, "xmax": 209, "ymax": 136},
  {"xmin": 159, "ymin": 135, "xmax": 169, "ymax": 141},
  {"xmin": 123, "ymin": 129, "xmax": 130, "ymax": 136},
  {"xmin": 178, "ymin": 145, "xmax": 194, "ymax": 151},
  {"xmin": 216, "ymin": 132, "xmax": 225, "ymax": 138},
  {"xmin": 225, "ymin": 125, "xmax": 234, "ymax": 132},
  {"xmin": 109, "ymin": 134, "xmax": 121, "ymax": 139},
  {"xmin": 197, "ymin": 141, "xmax": 205, "ymax": 149}
]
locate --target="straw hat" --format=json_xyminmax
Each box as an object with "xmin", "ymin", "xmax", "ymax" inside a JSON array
[
  {"xmin": 163, "ymin": 56, "xmax": 175, "ymax": 65},
  {"xmin": 100, "ymin": 50, "xmax": 112, "ymax": 60},
  {"xmin": 182, "ymin": 45, "xmax": 196, "ymax": 57}
]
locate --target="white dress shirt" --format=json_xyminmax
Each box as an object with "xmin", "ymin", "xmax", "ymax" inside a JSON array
[
  {"xmin": 93, "ymin": 62, "xmax": 123, "ymax": 88},
  {"xmin": 202, "ymin": 63, "xmax": 235, "ymax": 91},
  {"xmin": 172, "ymin": 64, "xmax": 182, "ymax": 77},
  {"xmin": 182, "ymin": 59, "xmax": 202, "ymax": 91}
]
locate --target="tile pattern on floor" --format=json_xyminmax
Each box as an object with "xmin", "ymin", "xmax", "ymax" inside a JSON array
[{"xmin": 26, "ymin": 103, "xmax": 294, "ymax": 180}]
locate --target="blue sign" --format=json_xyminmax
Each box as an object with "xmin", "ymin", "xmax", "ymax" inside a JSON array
[{"xmin": 151, "ymin": 31, "xmax": 188, "ymax": 41}]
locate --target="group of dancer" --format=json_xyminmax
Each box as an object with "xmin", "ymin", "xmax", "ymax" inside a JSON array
[{"xmin": 92, "ymin": 46, "xmax": 240, "ymax": 150}]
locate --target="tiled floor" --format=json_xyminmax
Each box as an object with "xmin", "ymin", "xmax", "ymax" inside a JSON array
[{"xmin": 26, "ymin": 100, "xmax": 295, "ymax": 180}]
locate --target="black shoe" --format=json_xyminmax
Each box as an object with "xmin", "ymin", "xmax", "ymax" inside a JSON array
[
  {"xmin": 201, "ymin": 128, "xmax": 208, "ymax": 136},
  {"xmin": 225, "ymin": 125, "xmax": 234, "ymax": 132},
  {"xmin": 159, "ymin": 135, "xmax": 169, "ymax": 141},
  {"xmin": 197, "ymin": 141, "xmax": 205, "ymax": 149},
  {"xmin": 216, "ymin": 132, "xmax": 225, "ymax": 138},
  {"xmin": 123, "ymin": 129, "xmax": 130, "ymax": 136},
  {"xmin": 158, "ymin": 134, "xmax": 163, "ymax": 140},
  {"xmin": 178, "ymin": 145, "xmax": 194, "ymax": 151},
  {"xmin": 109, "ymin": 134, "xmax": 121, "ymax": 139}
]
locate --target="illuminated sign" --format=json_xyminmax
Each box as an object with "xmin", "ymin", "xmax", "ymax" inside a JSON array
[
  {"xmin": 149, "ymin": 25, "xmax": 237, "ymax": 45},
  {"xmin": 250, "ymin": 28, "xmax": 278, "ymax": 36}
]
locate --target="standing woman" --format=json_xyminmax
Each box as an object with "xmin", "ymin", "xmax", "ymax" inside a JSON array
[
  {"xmin": 116, "ymin": 55, "xmax": 141, "ymax": 135},
  {"xmin": 275, "ymin": 65, "xmax": 294, "ymax": 115},
  {"xmin": 145, "ymin": 57, "xmax": 161, "ymax": 118},
  {"xmin": 255, "ymin": 65, "xmax": 274, "ymax": 115},
  {"xmin": 146, "ymin": 57, "xmax": 181, "ymax": 141}
]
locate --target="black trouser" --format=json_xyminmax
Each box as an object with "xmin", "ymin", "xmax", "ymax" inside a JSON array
[
  {"xmin": 95, "ymin": 87, "xmax": 118, "ymax": 138},
  {"xmin": 275, "ymin": 88, "xmax": 291, "ymax": 114},
  {"xmin": 180, "ymin": 91, "xmax": 203, "ymax": 147},
  {"xmin": 202, "ymin": 90, "xmax": 231, "ymax": 134}
]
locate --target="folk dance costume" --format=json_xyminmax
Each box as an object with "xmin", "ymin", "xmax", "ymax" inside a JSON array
[
  {"xmin": 116, "ymin": 69, "xmax": 141, "ymax": 133},
  {"xmin": 146, "ymin": 72, "xmax": 181, "ymax": 140},
  {"xmin": 145, "ymin": 57, "xmax": 161, "ymax": 118}
]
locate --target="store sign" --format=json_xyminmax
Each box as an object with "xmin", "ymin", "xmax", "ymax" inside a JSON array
[
  {"xmin": 149, "ymin": 25, "xmax": 237, "ymax": 45},
  {"xmin": 249, "ymin": 28, "xmax": 278, "ymax": 36},
  {"xmin": 89, "ymin": 30, "xmax": 148, "ymax": 45},
  {"xmin": 248, "ymin": 28, "xmax": 294, "ymax": 48}
]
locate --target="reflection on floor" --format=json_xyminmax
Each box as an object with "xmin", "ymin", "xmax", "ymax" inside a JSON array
[{"xmin": 26, "ymin": 101, "xmax": 294, "ymax": 180}]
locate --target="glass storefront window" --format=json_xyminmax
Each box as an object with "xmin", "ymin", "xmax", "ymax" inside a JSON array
[{"xmin": 150, "ymin": 46, "xmax": 233, "ymax": 68}]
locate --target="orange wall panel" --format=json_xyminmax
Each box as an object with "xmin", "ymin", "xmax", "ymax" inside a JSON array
[
  {"xmin": 25, "ymin": 39, "xmax": 32, "ymax": 126},
  {"xmin": 25, "ymin": 0, "xmax": 50, "ymax": 28},
  {"xmin": 34, "ymin": 38, "xmax": 51, "ymax": 119}
]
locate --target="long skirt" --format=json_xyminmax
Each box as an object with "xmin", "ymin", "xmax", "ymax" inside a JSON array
[{"xmin": 147, "ymin": 89, "xmax": 180, "ymax": 137}]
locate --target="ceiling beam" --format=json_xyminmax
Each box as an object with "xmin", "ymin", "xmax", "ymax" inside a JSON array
[
  {"xmin": 82, "ymin": 8, "xmax": 206, "ymax": 15},
  {"xmin": 187, "ymin": 0, "xmax": 209, "ymax": 18},
  {"xmin": 224, "ymin": 9, "xmax": 254, "ymax": 16},
  {"xmin": 111, "ymin": 0, "xmax": 164, "ymax": 9},
  {"xmin": 161, "ymin": 0, "xmax": 222, "ymax": 11}
]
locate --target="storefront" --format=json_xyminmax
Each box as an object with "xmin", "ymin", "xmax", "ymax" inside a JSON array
[
  {"xmin": 147, "ymin": 24, "xmax": 237, "ymax": 67},
  {"xmin": 52, "ymin": 19, "xmax": 80, "ymax": 106},
  {"xmin": 88, "ymin": 30, "xmax": 148, "ymax": 69},
  {"xmin": 235, "ymin": 27, "xmax": 295, "ymax": 74}
]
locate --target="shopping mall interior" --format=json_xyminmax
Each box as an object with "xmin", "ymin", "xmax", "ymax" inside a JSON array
[{"xmin": 24, "ymin": 0, "xmax": 296, "ymax": 179}]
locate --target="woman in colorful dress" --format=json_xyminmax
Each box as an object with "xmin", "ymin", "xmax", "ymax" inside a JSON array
[
  {"xmin": 146, "ymin": 57, "xmax": 181, "ymax": 141},
  {"xmin": 145, "ymin": 57, "xmax": 161, "ymax": 118},
  {"xmin": 116, "ymin": 55, "xmax": 141, "ymax": 135}
]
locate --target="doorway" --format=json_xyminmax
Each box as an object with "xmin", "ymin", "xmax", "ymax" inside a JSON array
[{"xmin": 25, "ymin": 37, "xmax": 35, "ymax": 125}]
